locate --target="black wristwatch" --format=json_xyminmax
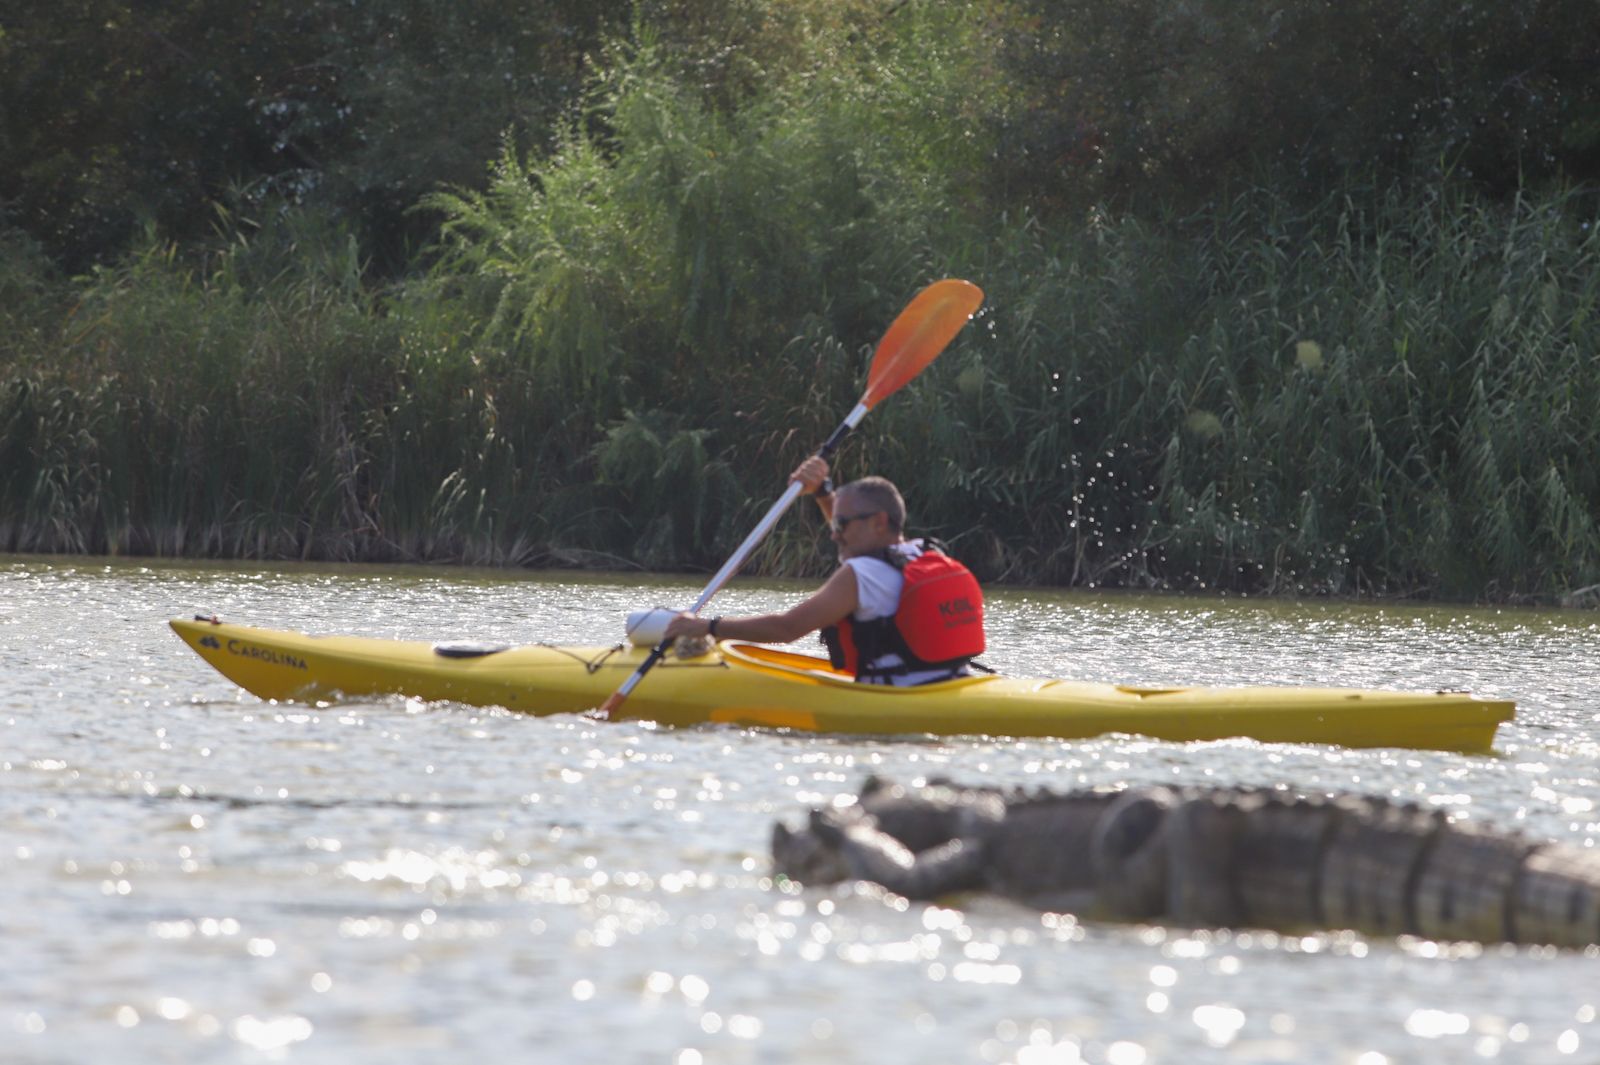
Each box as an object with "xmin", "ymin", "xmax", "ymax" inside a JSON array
[
  {"xmin": 816, "ymin": 477, "xmax": 834, "ymax": 499},
  {"xmin": 707, "ymin": 616, "xmax": 722, "ymax": 638}
]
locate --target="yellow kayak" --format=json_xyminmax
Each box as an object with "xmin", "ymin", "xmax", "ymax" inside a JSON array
[{"xmin": 169, "ymin": 616, "xmax": 1514, "ymax": 752}]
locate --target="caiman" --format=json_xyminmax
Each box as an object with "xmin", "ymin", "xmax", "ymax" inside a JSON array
[{"xmin": 771, "ymin": 776, "xmax": 1600, "ymax": 949}]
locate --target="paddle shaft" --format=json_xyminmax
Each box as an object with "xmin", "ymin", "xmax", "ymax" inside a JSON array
[{"xmin": 600, "ymin": 402, "xmax": 867, "ymax": 711}]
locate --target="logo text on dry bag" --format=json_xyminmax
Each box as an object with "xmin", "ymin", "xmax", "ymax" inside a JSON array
[
  {"xmin": 938, "ymin": 597, "xmax": 978, "ymax": 623},
  {"xmin": 226, "ymin": 639, "xmax": 308, "ymax": 671}
]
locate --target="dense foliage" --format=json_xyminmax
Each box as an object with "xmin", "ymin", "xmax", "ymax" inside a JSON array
[
  {"xmin": 4, "ymin": 1, "xmax": 1599, "ymax": 600},
  {"xmin": 0, "ymin": 0, "xmax": 627, "ymax": 272},
  {"xmin": 993, "ymin": 0, "xmax": 1600, "ymax": 206}
]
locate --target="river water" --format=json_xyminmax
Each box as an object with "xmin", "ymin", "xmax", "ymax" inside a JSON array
[{"xmin": 3, "ymin": 555, "xmax": 1599, "ymax": 1065}]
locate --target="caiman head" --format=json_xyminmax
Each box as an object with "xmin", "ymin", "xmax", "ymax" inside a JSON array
[{"xmin": 771, "ymin": 809, "xmax": 854, "ymax": 885}]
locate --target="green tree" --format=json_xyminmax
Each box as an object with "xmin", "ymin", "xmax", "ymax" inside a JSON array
[
  {"xmin": 994, "ymin": 0, "xmax": 1600, "ymax": 209},
  {"xmin": 0, "ymin": 0, "xmax": 627, "ymax": 271}
]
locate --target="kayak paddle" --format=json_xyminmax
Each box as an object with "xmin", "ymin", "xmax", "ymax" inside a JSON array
[{"xmin": 597, "ymin": 278, "xmax": 984, "ymax": 719}]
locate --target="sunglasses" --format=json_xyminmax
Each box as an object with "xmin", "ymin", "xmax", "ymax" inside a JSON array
[{"xmin": 830, "ymin": 511, "xmax": 881, "ymax": 534}]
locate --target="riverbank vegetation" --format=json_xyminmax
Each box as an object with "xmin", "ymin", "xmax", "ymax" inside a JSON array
[{"xmin": 5, "ymin": 1, "xmax": 1599, "ymax": 600}]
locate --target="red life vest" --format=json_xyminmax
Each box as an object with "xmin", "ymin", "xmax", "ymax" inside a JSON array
[{"xmin": 820, "ymin": 543, "xmax": 985, "ymax": 682}]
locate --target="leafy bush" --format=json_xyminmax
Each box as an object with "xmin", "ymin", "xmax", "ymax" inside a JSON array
[
  {"xmin": 996, "ymin": 0, "xmax": 1600, "ymax": 208},
  {"xmin": 0, "ymin": 0, "xmax": 629, "ymax": 271},
  {"xmin": 422, "ymin": 20, "xmax": 995, "ymax": 451}
]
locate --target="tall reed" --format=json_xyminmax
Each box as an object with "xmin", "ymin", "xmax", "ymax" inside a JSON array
[{"xmin": 884, "ymin": 183, "xmax": 1600, "ymax": 598}]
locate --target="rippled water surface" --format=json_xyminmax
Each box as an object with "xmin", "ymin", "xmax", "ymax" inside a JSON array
[{"xmin": 4, "ymin": 556, "xmax": 1599, "ymax": 1064}]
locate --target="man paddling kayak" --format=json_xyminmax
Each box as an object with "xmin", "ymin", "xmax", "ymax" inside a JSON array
[{"xmin": 663, "ymin": 457, "xmax": 987, "ymax": 686}]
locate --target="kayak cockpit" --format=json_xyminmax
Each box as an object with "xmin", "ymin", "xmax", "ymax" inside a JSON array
[
  {"xmin": 717, "ymin": 640, "xmax": 990, "ymax": 692},
  {"xmin": 433, "ymin": 641, "xmax": 512, "ymax": 659}
]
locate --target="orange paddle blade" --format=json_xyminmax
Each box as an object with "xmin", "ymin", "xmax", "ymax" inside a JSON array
[{"xmin": 862, "ymin": 279, "xmax": 984, "ymax": 409}]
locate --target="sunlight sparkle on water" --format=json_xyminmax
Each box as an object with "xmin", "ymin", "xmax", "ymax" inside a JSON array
[
  {"xmin": 1192, "ymin": 1004, "xmax": 1247, "ymax": 1047},
  {"xmin": 1014, "ymin": 1034, "xmax": 1086, "ymax": 1064},
  {"xmin": 1105, "ymin": 1043, "xmax": 1147, "ymax": 1065},
  {"xmin": 232, "ymin": 1014, "xmax": 313, "ymax": 1052},
  {"xmin": 1405, "ymin": 1009, "xmax": 1471, "ymax": 1038},
  {"xmin": 951, "ymin": 960, "xmax": 1021, "ymax": 985}
]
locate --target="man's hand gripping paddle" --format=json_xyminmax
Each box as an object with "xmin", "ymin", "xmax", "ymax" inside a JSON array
[{"xmin": 597, "ymin": 278, "xmax": 984, "ymax": 719}]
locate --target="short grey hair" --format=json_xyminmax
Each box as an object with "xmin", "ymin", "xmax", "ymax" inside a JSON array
[{"xmin": 838, "ymin": 476, "xmax": 906, "ymax": 532}]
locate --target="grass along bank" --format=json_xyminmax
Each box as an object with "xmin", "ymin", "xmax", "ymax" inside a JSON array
[{"xmin": 4, "ymin": 179, "xmax": 1599, "ymax": 602}]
